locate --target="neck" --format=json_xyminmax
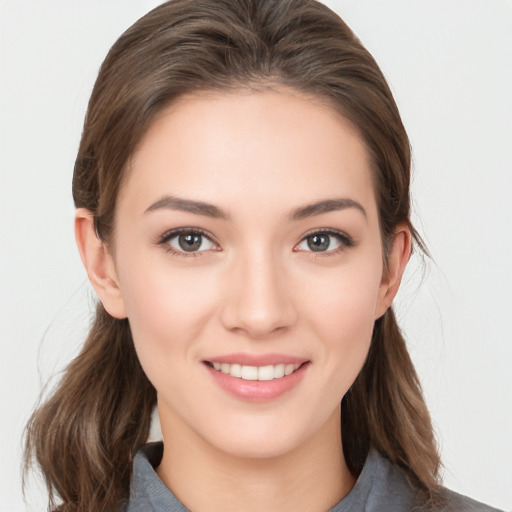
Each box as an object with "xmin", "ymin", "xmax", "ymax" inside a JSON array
[{"xmin": 156, "ymin": 406, "xmax": 355, "ymax": 512}]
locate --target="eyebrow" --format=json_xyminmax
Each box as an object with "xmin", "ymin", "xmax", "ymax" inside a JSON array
[
  {"xmin": 287, "ymin": 198, "xmax": 367, "ymax": 221},
  {"xmin": 145, "ymin": 196, "xmax": 230, "ymax": 219},
  {"xmin": 145, "ymin": 195, "xmax": 366, "ymax": 221}
]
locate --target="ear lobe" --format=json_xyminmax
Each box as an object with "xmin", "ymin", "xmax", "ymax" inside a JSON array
[
  {"xmin": 74, "ymin": 209, "xmax": 127, "ymax": 319},
  {"xmin": 375, "ymin": 225, "xmax": 412, "ymax": 319}
]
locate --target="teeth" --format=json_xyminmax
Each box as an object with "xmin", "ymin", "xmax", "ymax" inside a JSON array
[
  {"xmin": 211, "ymin": 362, "xmax": 302, "ymax": 381},
  {"xmin": 284, "ymin": 364, "xmax": 296, "ymax": 376},
  {"xmin": 230, "ymin": 364, "xmax": 242, "ymax": 378},
  {"xmin": 257, "ymin": 365, "xmax": 275, "ymax": 381},
  {"xmin": 241, "ymin": 365, "xmax": 258, "ymax": 380},
  {"xmin": 273, "ymin": 364, "xmax": 285, "ymax": 378}
]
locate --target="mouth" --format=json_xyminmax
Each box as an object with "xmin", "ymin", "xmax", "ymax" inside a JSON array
[
  {"xmin": 204, "ymin": 361, "xmax": 306, "ymax": 381},
  {"xmin": 203, "ymin": 355, "xmax": 310, "ymax": 402}
]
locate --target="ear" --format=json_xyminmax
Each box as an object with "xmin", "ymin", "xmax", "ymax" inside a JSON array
[
  {"xmin": 74, "ymin": 209, "xmax": 127, "ymax": 319},
  {"xmin": 375, "ymin": 224, "xmax": 412, "ymax": 319}
]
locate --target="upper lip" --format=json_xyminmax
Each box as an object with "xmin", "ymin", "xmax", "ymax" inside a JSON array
[{"xmin": 203, "ymin": 353, "xmax": 309, "ymax": 366}]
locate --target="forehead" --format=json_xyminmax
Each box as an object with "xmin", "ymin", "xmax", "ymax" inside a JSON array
[{"xmin": 120, "ymin": 88, "xmax": 377, "ymax": 220}]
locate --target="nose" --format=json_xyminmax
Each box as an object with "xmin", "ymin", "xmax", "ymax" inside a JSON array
[{"xmin": 220, "ymin": 249, "xmax": 297, "ymax": 338}]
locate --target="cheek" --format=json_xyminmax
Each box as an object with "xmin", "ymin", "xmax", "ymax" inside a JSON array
[
  {"xmin": 304, "ymin": 256, "xmax": 382, "ymax": 336},
  {"xmin": 300, "ymin": 253, "xmax": 382, "ymax": 379},
  {"xmin": 115, "ymin": 251, "xmax": 219, "ymax": 362}
]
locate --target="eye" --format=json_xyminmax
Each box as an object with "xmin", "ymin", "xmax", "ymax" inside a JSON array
[
  {"xmin": 294, "ymin": 230, "xmax": 353, "ymax": 254},
  {"xmin": 159, "ymin": 229, "xmax": 218, "ymax": 254}
]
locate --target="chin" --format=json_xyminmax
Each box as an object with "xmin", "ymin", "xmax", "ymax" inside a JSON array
[
  {"xmin": 198, "ymin": 406, "xmax": 336, "ymax": 461},
  {"xmin": 209, "ymin": 428, "xmax": 305, "ymax": 460}
]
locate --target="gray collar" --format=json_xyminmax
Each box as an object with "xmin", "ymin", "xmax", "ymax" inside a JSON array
[{"xmin": 124, "ymin": 442, "xmax": 421, "ymax": 512}]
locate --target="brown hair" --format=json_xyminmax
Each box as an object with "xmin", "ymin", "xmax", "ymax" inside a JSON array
[{"xmin": 24, "ymin": 0, "xmax": 441, "ymax": 510}]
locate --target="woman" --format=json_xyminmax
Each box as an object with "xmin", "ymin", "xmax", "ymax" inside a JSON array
[{"xmin": 23, "ymin": 0, "xmax": 502, "ymax": 511}]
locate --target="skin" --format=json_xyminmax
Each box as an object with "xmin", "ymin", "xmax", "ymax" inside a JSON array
[{"xmin": 75, "ymin": 88, "xmax": 411, "ymax": 512}]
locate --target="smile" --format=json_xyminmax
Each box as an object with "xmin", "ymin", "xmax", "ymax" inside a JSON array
[
  {"xmin": 203, "ymin": 354, "xmax": 310, "ymax": 401},
  {"xmin": 207, "ymin": 362, "xmax": 302, "ymax": 381}
]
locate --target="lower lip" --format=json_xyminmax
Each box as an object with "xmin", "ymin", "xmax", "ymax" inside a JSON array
[{"xmin": 204, "ymin": 362, "xmax": 310, "ymax": 402}]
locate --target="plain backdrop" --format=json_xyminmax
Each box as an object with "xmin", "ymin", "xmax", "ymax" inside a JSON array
[{"xmin": 1, "ymin": 1, "xmax": 511, "ymax": 510}]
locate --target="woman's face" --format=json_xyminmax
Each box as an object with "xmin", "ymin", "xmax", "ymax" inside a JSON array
[{"xmin": 106, "ymin": 89, "xmax": 397, "ymax": 459}]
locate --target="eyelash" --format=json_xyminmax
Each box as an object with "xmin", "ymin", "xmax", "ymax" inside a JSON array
[
  {"xmin": 156, "ymin": 228, "xmax": 355, "ymax": 257},
  {"xmin": 294, "ymin": 228, "xmax": 355, "ymax": 257},
  {"xmin": 156, "ymin": 228, "xmax": 219, "ymax": 257}
]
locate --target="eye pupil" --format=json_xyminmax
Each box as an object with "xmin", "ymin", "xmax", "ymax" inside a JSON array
[
  {"xmin": 178, "ymin": 233, "xmax": 202, "ymax": 252},
  {"xmin": 307, "ymin": 234, "xmax": 330, "ymax": 252}
]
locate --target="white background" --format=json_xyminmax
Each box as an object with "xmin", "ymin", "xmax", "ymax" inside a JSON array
[{"xmin": 1, "ymin": 1, "xmax": 511, "ymax": 510}]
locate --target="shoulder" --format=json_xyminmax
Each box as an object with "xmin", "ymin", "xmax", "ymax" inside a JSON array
[
  {"xmin": 372, "ymin": 452, "xmax": 504, "ymax": 512},
  {"xmin": 438, "ymin": 488, "xmax": 503, "ymax": 512},
  {"xmin": 329, "ymin": 450, "xmax": 503, "ymax": 512}
]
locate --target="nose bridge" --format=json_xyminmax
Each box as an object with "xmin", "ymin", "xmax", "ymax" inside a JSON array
[{"xmin": 221, "ymin": 244, "xmax": 296, "ymax": 337}]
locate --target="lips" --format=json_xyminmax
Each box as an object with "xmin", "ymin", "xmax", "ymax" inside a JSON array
[{"xmin": 203, "ymin": 353, "xmax": 310, "ymax": 401}]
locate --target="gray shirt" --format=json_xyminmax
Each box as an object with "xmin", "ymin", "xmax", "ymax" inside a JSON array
[{"xmin": 125, "ymin": 442, "xmax": 502, "ymax": 512}]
